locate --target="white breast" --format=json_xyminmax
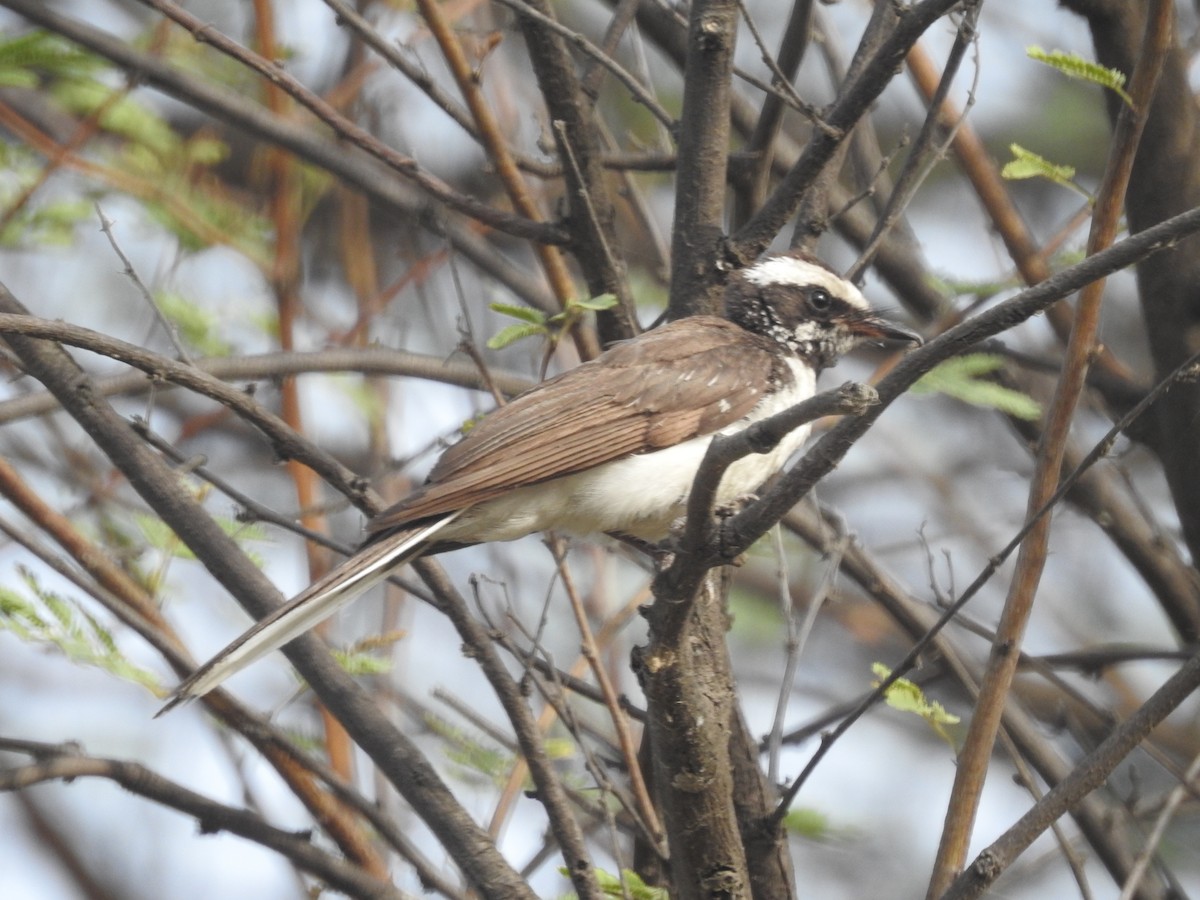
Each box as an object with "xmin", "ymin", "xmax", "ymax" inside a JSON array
[{"xmin": 439, "ymin": 357, "xmax": 817, "ymax": 543}]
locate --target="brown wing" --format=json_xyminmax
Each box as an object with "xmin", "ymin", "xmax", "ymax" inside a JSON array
[{"xmin": 366, "ymin": 316, "xmax": 785, "ymax": 534}]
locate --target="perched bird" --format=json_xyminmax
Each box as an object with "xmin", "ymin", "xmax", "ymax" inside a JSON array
[{"xmin": 162, "ymin": 252, "xmax": 919, "ymax": 710}]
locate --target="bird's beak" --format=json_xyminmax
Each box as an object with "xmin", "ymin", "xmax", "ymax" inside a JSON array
[{"xmin": 848, "ymin": 314, "xmax": 923, "ymax": 347}]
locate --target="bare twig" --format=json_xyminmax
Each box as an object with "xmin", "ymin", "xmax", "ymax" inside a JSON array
[
  {"xmin": 0, "ymin": 314, "xmax": 371, "ymax": 508},
  {"xmin": 846, "ymin": 0, "xmax": 981, "ymax": 281},
  {"xmin": 1116, "ymin": 750, "xmax": 1200, "ymax": 900},
  {"xmin": 549, "ymin": 538, "xmax": 663, "ymax": 843},
  {"xmin": 414, "ymin": 0, "xmax": 596, "ymax": 367},
  {"xmin": 732, "ymin": 0, "xmax": 963, "ymax": 261}
]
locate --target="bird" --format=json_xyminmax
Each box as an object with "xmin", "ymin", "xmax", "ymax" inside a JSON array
[{"xmin": 161, "ymin": 251, "xmax": 920, "ymax": 711}]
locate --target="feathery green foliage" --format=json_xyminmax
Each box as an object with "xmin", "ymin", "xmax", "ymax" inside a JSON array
[
  {"xmin": 423, "ymin": 711, "xmax": 520, "ymax": 786},
  {"xmin": 0, "ymin": 30, "xmax": 272, "ymax": 261},
  {"xmin": 0, "ymin": 569, "xmax": 160, "ymax": 690},
  {"xmin": 927, "ymin": 272, "xmax": 1020, "ymax": 304},
  {"xmin": 135, "ymin": 512, "xmax": 266, "ymax": 566},
  {"xmin": 330, "ymin": 647, "xmax": 394, "ymax": 677},
  {"xmin": 1027, "ymin": 46, "xmax": 1133, "ymax": 106},
  {"xmin": 913, "ymin": 353, "xmax": 1042, "ymax": 421},
  {"xmin": 154, "ymin": 292, "xmax": 234, "ymax": 357},
  {"xmin": 0, "ymin": 30, "xmax": 102, "ymax": 86}
]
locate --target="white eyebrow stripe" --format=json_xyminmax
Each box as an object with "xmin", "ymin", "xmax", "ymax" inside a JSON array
[{"xmin": 742, "ymin": 257, "xmax": 869, "ymax": 310}]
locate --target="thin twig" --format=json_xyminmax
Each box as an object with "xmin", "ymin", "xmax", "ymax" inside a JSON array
[
  {"xmin": 492, "ymin": 0, "xmax": 674, "ymax": 128},
  {"xmin": 765, "ymin": 513, "xmax": 847, "ymax": 787},
  {"xmin": 846, "ymin": 0, "xmax": 981, "ymax": 281},
  {"xmin": 413, "ymin": 0, "xmax": 583, "ymax": 356},
  {"xmin": 1117, "ymin": 751, "xmax": 1200, "ymax": 900},
  {"xmin": 96, "ymin": 205, "xmax": 194, "ymax": 368},
  {"xmin": 0, "ymin": 314, "xmax": 371, "ymax": 508},
  {"xmin": 2, "ymin": 0, "xmax": 565, "ymax": 244},
  {"xmin": 549, "ymin": 538, "xmax": 663, "ymax": 843}
]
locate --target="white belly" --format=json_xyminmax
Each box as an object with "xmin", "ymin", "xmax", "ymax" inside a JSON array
[{"xmin": 439, "ymin": 358, "xmax": 816, "ymax": 543}]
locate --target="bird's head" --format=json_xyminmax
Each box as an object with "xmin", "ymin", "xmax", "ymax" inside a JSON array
[{"xmin": 725, "ymin": 252, "xmax": 922, "ymax": 370}]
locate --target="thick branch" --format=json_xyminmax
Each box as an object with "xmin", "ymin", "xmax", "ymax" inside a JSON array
[
  {"xmin": 668, "ymin": 0, "xmax": 740, "ymax": 319},
  {"xmin": 927, "ymin": 5, "xmax": 1171, "ymax": 890},
  {"xmin": 941, "ymin": 642, "xmax": 1200, "ymax": 900},
  {"xmin": 657, "ymin": 382, "xmax": 878, "ymax": 621},
  {"xmin": 413, "ymin": 560, "xmax": 601, "ymax": 900}
]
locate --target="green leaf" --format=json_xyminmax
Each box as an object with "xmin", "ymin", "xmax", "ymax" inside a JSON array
[
  {"xmin": 783, "ymin": 807, "xmax": 833, "ymax": 840},
  {"xmin": 872, "ymin": 663, "xmax": 960, "ymax": 748},
  {"xmin": 1001, "ymin": 144, "xmax": 1088, "ymax": 200},
  {"xmin": 486, "ymin": 301, "xmax": 552, "ymax": 349},
  {"xmin": 0, "ymin": 197, "xmax": 93, "ymax": 248},
  {"xmin": 183, "ymin": 136, "xmax": 230, "ymax": 167},
  {"xmin": 568, "ymin": 292, "xmax": 618, "ymax": 312},
  {"xmin": 1027, "ymin": 46, "xmax": 1133, "ymax": 106},
  {"xmin": 486, "ymin": 322, "xmax": 547, "ymax": 350},
  {"xmin": 423, "ymin": 712, "xmax": 515, "ymax": 785},
  {"xmin": 331, "ymin": 647, "xmax": 394, "ymax": 677},
  {"xmin": 134, "ymin": 513, "xmax": 190, "ymax": 559},
  {"xmin": 489, "ymin": 301, "xmax": 547, "ymax": 325},
  {"xmin": 0, "ymin": 67, "xmax": 37, "ymax": 88},
  {"xmin": 135, "ymin": 511, "xmax": 266, "ymax": 564},
  {"xmin": 926, "ymin": 272, "xmax": 1019, "ymax": 303},
  {"xmin": 912, "ymin": 353, "xmax": 1042, "ymax": 421},
  {"xmin": 559, "ymin": 867, "xmax": 670, "ymax": 899}
]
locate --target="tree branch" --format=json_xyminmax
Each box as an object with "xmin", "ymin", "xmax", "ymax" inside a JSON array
[{"xmin": 0, "ymin": 743, "xmax": 414, "ymax": 900}]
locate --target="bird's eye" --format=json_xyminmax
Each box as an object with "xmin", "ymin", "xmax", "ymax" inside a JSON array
[{"xmin": 808, "ymin": 288, "xmax": 833, "ymax": 313}]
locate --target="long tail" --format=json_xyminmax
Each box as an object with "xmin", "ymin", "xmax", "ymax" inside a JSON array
[{"xmin": 158, "ymin": 512, "xmax": 462, "ymax": 715}]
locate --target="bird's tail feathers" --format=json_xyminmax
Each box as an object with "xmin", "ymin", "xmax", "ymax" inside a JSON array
[{"xmin": 157, "ymin": 511, "xmax": 462, "ymax": 715}]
